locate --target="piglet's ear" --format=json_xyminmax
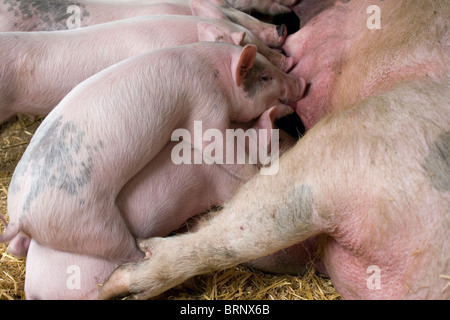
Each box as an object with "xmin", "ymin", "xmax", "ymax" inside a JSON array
[
  {"xmin": 197, "ymin": 22, "xmax": 229, "ymax": 42},
  {"xmin": 234, "ymin": 44, "xmax": 257, "ymax": 87},
  {"xmin": 253, "ymin": 105, "xmax": 294, "ymax": 146},
  {"xmin": 230, "ymin": 31, "xmax": 246, "ymax": 46},
  {"xmin": 197, "ymin": 23, "xmax": 247, "ymax": 46}
]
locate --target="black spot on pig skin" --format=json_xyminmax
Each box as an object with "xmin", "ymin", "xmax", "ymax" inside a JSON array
[
  {"xmin": 3, "ymin": 0, "xmax": 89, "ymax": 31},
  {"xmin": 422, "ymin": 130, "xmax": 450, "ymax": 191}
]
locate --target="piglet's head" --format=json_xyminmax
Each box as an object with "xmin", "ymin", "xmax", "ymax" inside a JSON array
[
  {"xmin": 197, "ymin": 22, "xmax": 295, "ymax": 72},
  {"xmin": 229, "ymin": 44, "xmax": 305, "ymax": 123}
]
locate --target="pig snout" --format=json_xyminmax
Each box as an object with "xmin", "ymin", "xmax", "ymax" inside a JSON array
[
  {"xmin": 252, "ymin": 22, "xmax": 288, "ymax": 48},
  {"xmin": 283, "ymin": 56, "xmax": 296, "ymax": 72},
  {"xmin": 280, "ymin": 76, "xmax": 306, "ymax": 105},
  {"xmin": 277, "ymin": 24, "xmax": 287, "ymax": 39},
  {"xmin": 272, "ymin": 24, "xmax": 288, "ymax": 47}
]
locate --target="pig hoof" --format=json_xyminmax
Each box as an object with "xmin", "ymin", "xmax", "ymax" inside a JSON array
[{"xmin": 99, "ymin": 265, "xmax": 131, "ymax": 300}]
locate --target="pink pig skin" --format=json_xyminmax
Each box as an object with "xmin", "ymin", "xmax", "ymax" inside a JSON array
[
  {"xmin": 118, "ymin": 106, "xmax": 297, "ymax": 240},
  {"xmin": 0, "ymin": 14, "xmax": 293, "ymax": 124},
  {"xmin": 283, "ymin": 0, "xmax": 449, "ymax": 130},
  {"xmin": 24, "ymin": 106, "xmax": 297, "ymax": 300},
  {"xmin": 25, "ymin": 239, "xmax": 119, "ymax": 300},
  {"xmin": 2, "ymin": 42, "xmax": 303, "ymax": 265}
]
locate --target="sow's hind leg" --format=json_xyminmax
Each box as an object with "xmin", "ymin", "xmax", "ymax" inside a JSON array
[
  {"xmin": 100, "ymin": 78, "xmax": 450, "ymax": 300},
  {"xmin": 99, "ymin": 134, "xmax": 328, "ymax": 299}
]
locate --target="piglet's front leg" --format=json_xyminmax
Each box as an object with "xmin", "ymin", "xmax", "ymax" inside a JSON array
[{"xmin": 99, "ymin": 146, "xmax": 321, "ymax": 300}]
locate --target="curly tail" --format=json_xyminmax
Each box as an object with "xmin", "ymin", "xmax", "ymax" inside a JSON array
[{"xmin": 0, "ymin": 214, "xmax": 20, "ymax": 243}]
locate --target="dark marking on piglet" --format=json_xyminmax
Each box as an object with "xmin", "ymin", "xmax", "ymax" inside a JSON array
[
  {"xmin": 242, "ymin": 62, "xmax": 265, "ymax": 98},
  {"xmin": 10, "ymin": 115, "xmax": 98, "ymax": 212},
  {"xmin": 3, "ymin": 0, "xmax": 89, "ymax": 31},
  {"xmin": 422, "ymin": 130, "xmax": 450, "ymax": 192}
]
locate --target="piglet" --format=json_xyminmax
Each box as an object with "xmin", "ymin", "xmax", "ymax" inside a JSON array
[
  {"xmin": 1, "ymin": 42, "xmax": 304, "ymax": 264},
  {"xmin": 24, "ymin": 105, "xmax": 297, "ymax": 299}
]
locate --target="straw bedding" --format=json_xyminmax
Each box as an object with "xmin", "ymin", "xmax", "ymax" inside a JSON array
[{"xmin": 0, "ymin": 116, "xmax": 341, "ymax": 300}]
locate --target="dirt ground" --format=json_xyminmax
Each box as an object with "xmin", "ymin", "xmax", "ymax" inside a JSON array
[{"xmin": 0, "ymin": 116, "xmax": 340, "ymax": 300}]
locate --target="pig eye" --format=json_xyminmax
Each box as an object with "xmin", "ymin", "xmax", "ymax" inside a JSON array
[{"xmin": 261, "ymin": 74, "xmax": 272, "ymax": 82}]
